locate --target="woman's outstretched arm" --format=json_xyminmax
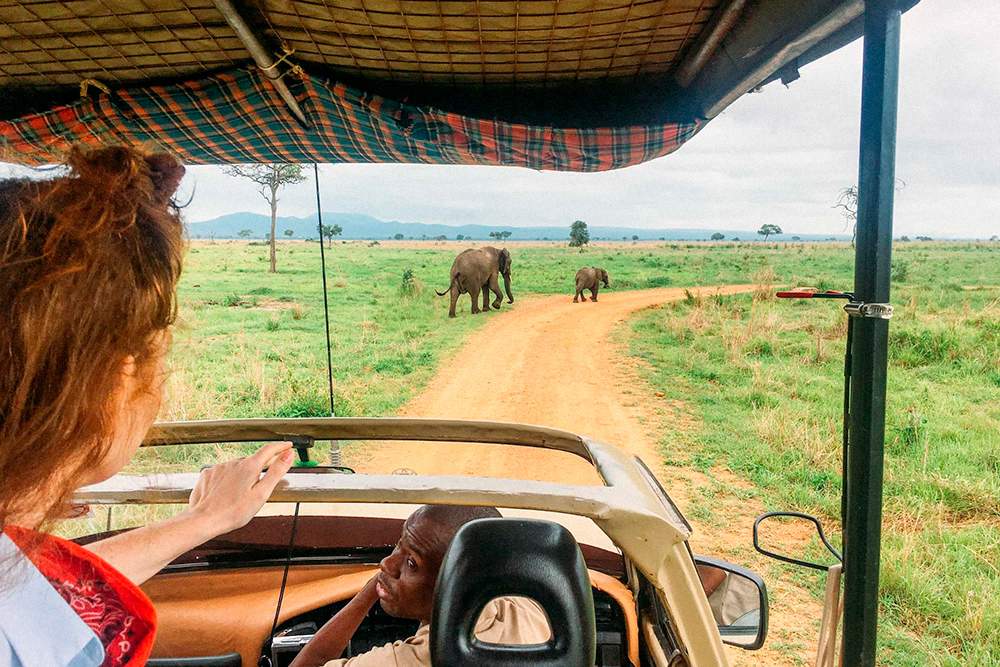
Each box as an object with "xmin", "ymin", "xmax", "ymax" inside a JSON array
[{"xmin": 87, "ymin": 441, "xmax": 295, "ymax": 584}]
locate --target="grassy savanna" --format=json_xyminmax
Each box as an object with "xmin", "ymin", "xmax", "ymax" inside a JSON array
[
  {"xmin": 122, "ymin": 238, "xmax": 855, "ymax": 477},
  {"xmin": 68, "ymin": 238, "xmax": 998, "ymax": 666},
  {"xmin": 623, "ymin": 242, "xmax": 1000, "ymax": 666},
  {"xmin": 156, "ymin": 239, "xmax": 859, "ymax": 430}
]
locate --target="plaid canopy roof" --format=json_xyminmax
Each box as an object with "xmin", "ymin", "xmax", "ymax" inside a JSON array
[{"xmin": 0, "ymin": 67, "xmax": 700, "ymax": 170}]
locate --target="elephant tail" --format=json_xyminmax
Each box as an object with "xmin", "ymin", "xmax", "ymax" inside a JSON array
[{"xmin": 436, "ymin": 274, "xmax": 459, "ymax": 297}]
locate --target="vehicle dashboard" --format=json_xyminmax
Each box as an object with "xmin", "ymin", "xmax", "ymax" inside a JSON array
[{"xmin": 79, "ymin": 515, "xmax": 639, "ymax": 667}]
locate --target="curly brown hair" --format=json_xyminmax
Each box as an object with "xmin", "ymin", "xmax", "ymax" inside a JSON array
[{"xmin": 0, "ymin": 146, "xmax": 186, "ymax": 533}]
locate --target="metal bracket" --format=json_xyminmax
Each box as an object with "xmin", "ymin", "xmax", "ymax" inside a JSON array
[
  {"xmin": 843, "ymin": 302, "xmax": 893, "ymax": 320},
  {"xmin": 287, "ymin": 435, "xmax": 314, "ymax": 464}
]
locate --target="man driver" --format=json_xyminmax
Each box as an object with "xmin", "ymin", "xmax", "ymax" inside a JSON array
[{"xmin": 290, "ymin": 505, "xmax": 551, "ymax": 667}]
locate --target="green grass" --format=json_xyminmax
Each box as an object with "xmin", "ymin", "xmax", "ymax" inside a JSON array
[
  {"xmin": 622, "ymin": 241, "xmax": 1000, "ymax": 666},
  {"xmin": 157, "ymin": 238, "xmax": 865, "ymax": 430},
  {"xmin": 72, "ymin": 238, "xmax": 1000, "ymax": 664}
]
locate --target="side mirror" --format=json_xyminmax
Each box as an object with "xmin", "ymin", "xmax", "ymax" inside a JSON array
[
  {"xmin": 693, "ymin": 556, "xmax": 768, "ymax": 650},
  {"xmin": 753, "ymin": 511, "xmax": 842, "ymax": 571}
]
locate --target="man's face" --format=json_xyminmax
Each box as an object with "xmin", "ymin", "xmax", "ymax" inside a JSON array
[{"xmin": 375, "ymin": 509, "xmax": 450, "ymax": 623}]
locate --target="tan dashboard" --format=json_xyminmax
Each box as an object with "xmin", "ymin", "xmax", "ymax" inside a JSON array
[{"xmin": 143, "ymin": 564, "xmax": 638, "ymax": 667}]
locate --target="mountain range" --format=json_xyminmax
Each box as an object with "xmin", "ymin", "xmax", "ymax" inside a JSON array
[{"xmin": 186, "ymin": 211, "xmax": 850, "ymax": 242}]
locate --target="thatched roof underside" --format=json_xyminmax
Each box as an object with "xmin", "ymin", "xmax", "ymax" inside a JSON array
[
  {"xmin": 2, "ymin": 0, "xmax": 720, "ymax": 90},
  {"xmin": 0, "ymin": 0, "xmax": 920, "ymax": 164}
]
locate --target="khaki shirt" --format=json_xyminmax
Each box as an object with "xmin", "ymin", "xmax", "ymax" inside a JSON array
[
  {"xmin": 707, "ymin": 572, "xmax": 759, "ymax": 626},
  {"xmin": 323, "ymin": 597, "xmax": 551, "ymax": 667}
]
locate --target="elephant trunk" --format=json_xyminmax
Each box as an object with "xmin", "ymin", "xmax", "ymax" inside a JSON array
[{"xmin": 503, "ymin": 271, "xmax": 514, "ymax": 303}]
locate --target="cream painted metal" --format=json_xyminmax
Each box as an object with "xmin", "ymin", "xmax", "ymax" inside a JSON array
[
  {"xmin": 814, "ymin": 564, "xmax": 844, "ymax": 667},
  {"xmin": 77, "ymin": 417, "xmax": 730, "ymax": 667}
]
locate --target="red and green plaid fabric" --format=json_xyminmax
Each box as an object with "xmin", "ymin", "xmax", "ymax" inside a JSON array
[{"xmin": 0, "ymin": 67, "xmax": 701, "ymax": 170}]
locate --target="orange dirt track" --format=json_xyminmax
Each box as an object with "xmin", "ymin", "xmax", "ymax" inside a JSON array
[{"xmin": 356, "ymin": 285, "xmax": 754, "ymax": 483}]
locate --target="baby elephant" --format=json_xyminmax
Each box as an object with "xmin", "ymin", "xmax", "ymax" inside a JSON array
[{"xmin": 574, "ymin": 267, "xmax": 610, "ymax": 302}]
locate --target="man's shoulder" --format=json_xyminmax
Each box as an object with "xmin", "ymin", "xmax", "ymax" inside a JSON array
[
  {"xmin": 323, "ymin": 626, "xmax": 430, "ymax": 667},
  {"xmin": 475, "ymin": 596, "xmax": 551, "ymax": 644}
]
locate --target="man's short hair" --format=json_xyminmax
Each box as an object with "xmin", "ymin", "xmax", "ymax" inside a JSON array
[{"xmin": 417, "ymin": 505, "xmax": 502, "ymax": 542}]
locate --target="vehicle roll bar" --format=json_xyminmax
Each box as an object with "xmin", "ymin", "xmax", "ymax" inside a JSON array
[{"xmin": 145, "ymin": 417, "xmax": 595, "ymax": 464}]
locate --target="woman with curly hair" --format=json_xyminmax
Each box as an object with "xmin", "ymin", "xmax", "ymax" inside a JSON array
[{"xmin": 0, "ymin": 147, "xmax": 295, "ymax": 667}]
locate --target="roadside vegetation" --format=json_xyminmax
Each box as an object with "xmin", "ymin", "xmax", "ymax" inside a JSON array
[
  {"xmin": 154, "ymin": 238, "xmax": 861, "ymax": 431},
  {"xmin": 623, "ymin": 242, "xmax": 1000, "ymax": 666}
]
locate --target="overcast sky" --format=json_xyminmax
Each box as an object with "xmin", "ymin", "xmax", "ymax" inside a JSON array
[{"xmin": 8, "ymin": 1, "xmax": 999, "ymax": 238}]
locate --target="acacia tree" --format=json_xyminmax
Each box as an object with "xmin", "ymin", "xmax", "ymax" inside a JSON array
[
  {"xmin": 224, "ymin": 163, "xmax": 306, "ymax": 273},
  {"xmin": 711, "ymin": 232, "xmax": 725, "ymax": 241},
  {"xmin": 238, "ymin": 229, "xmax": 252, "ymax": 239},
  {"xmin": 758, "ymin": 224, "xmax": 782, "ymax": 241},
  {"xmin": 284, "ymin": 229, "xmax": 294, "ymax": 239},
  {"xmin": 569, "ymin": 220, "xmax": 589, "ymax": 247},
  {"xmin": 318, "ymin": 223, "xmax": 343, "ymax": 247}
]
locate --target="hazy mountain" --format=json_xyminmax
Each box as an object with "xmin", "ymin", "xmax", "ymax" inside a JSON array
[{"xmin": 186, "ymin": 211, "xmax": 850, "ymax": 242}]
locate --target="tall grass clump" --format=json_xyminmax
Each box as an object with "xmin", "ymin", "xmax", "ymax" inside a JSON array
[{"xmin": 399, "ymin": 268, "xmax": 421, "ymax": 297}]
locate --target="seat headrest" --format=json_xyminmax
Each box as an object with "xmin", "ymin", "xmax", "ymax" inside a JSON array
[{"xmin": 430, "ymin": 518, "xmax": 596, "ymax": 667}]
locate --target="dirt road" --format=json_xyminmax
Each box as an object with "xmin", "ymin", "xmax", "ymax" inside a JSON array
[
  {"xmin": 356, "ymin": 285, "xmax": 753, "ymax": 483},
  {"xmin": 354, "ymin": 284, "xmax": 821, "ymax": 666}
]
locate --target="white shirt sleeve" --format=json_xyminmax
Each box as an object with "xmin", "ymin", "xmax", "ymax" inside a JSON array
[{"xmin": 0, "ymin": 535, "xmax": 104, "ymax": 667}]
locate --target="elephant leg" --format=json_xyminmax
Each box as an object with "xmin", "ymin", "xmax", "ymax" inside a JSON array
[
  {"xmin": 448, "ymin": 286, "xmax": 459, "ymax": 318},
  {"xmin": 470, "ymin": 285, "xmax": 482, "ymax": 314},
  {"xmin": 481, "ymin": 283, "xmax": 491, "ymax": 312},
  {"xmin": 591, "ymin": 286, "xmax": 599, "ymax": 302},
  {"xmin": 489, "ymin": 274, "xmax": 503, "ymax": 309}
]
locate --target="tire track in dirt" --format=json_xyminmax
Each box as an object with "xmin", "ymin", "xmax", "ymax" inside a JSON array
[{"xmin": 353, "ymin": 285, "xmax": 820, "ymax": 666}]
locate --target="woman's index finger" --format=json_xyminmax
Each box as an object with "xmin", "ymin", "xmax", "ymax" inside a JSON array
[{"xmin": 248, "ymin": 440, "xmax": 294, "ymax": 466}]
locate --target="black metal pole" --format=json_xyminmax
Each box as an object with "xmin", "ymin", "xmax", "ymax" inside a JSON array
[
  {"xmin": 843, "ymin": 1, "xmax": 901, "ymax": 665},
  {"xmin": 842, "ymin": 315, "xmax": 853, "ymax": 528}
]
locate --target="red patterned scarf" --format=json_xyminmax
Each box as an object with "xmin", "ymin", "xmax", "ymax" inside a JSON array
[{"xmin": 5, "ymin": 526, "xmax": 157, "ymax": 667}]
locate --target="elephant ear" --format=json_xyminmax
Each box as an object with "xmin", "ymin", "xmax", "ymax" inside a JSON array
[{"xmin": 499, "ymin": 249, "xmax": 510, "ymax": 273}]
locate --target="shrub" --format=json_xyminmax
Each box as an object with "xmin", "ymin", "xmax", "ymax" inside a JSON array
[
  {"xmin": 891, "ymin": 259, "xmax": 910, "ymax": 283},
  {"xmin": 223, "ymin": 293, "xmax": 242, "ymax": 307},
  {"xmin": 266, "ymin": 315, "xmax": 281, "ymax": 331},
  {"xmin": 274, "ymin": 396, "xmax": 333, "ymax": 418},
  {"xmin": 400, "ymin": 268, "xmax": 420, "ymax": 296}
]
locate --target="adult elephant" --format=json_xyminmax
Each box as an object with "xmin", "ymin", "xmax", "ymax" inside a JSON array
[
  {"xmin": 436, "ymin": 246, "xmax": 513, "ymax": 318},
  {"xmin": 574, "ymin": 267, "xmax": 610, "ymax": 302}
]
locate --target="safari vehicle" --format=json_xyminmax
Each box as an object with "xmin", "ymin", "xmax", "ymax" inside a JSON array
[
  {"xmin": 75, "ymin": 419, "xmax": 769, "ymax": 667},
  {"xmin": 2, "ymin": 0, "xmax": 915, "ymax": 665}
]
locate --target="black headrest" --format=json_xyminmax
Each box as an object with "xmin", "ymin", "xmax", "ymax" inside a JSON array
[{"xmin": 430, "ymin": 518, "xmax": 596, "ymax": 667}]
